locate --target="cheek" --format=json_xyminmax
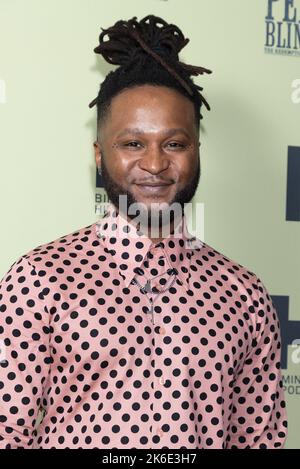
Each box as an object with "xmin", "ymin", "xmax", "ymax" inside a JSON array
[
  {"xmin": 188, "ymin": 155, "xmax": 199, "ymax": 174},
  {"xmin": 178, "ymin": 159, "xmax": 197, "ymax": 181},
  {"xmin": 107, "ymin": 155, "xmax": 131, "ymax": 183}
]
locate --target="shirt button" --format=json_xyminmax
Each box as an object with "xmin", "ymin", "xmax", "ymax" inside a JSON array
[
  {"xmin": 159, "ymin": 326, "xmax": 166, "ymax": 335},
  {"xmin": 156, "ymin": 427, "xmax": 164, "ymax": 437},
  {"xmin": 159, "ymin": 376, "xmax": 165, "ymax": 385}
]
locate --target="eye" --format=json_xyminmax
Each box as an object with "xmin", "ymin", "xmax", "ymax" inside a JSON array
[
  {"xmin": 167, "ymin": 142, "xmax": 186, "ymax": 149},
  {"xmin": 123, "ymin": 141, "xmax": 143, "ymax": 148}
]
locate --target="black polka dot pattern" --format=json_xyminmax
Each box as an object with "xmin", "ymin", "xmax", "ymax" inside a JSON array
[{"xmin": 0, "ymin": 203, "xmax": 288, "ymax": 448}]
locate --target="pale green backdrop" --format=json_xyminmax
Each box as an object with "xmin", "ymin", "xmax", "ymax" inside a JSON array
[{"xmin": 0, "ymin": 0, "xmax": 299, "ymax": 448}]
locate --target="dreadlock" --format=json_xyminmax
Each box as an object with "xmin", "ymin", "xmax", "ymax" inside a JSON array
[{"xmin": 89, "ymin": 14, "xmax": 212, "ymax": 138}]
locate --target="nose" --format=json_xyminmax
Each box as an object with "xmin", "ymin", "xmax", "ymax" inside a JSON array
[{"xmin": 138, "ymin": 145, "xmax": 170, "ymax": 174}]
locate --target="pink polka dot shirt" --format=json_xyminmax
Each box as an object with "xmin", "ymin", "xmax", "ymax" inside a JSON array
[{"xmin": 0, "ymin": 203, "xmax": 288, "ymax": 448}]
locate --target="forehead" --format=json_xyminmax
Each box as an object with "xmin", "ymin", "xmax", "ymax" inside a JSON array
[{"xmin": 103, "ymin": 85, "xmax": 196, "ymax": 136}]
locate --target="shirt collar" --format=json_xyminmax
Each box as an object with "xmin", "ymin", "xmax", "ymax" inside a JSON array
[{"xmin": 95, "ymin": 202, "xmax": 197, "ymax": 289}]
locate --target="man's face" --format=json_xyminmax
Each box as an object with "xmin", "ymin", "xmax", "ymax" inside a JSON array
[{"xmin": 94, "ymin": 84, "xmax": 201, "ymax": 232}]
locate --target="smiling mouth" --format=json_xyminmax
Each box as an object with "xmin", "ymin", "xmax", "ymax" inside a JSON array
[{"xmin": 135, "ymin": 183, "xmax": 173, "ymax": 193}]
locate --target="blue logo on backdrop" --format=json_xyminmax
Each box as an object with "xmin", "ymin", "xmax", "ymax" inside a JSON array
[
  {"xmin": 286, "ymin": 146, "xmax": 300, "ymax": 221},
  {"xmin": 265, "ymin": 0, "xmax": 300, "ymax": 56},
  {"xmin": 96, "ymin": 168, "xmax": 103, "ymax": 188},
  {"xmin": 272, "ymin": 295, "xmax": 300, "ymax": 369}
]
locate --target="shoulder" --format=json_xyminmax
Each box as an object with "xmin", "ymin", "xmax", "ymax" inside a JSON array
[
  {"xmin": 191, "ymin": 238, "xmax": 261, "ymax": 289},
  {"xmin": 191, "ymin": 239, "xmax": 276, "ymax": 323},
  {"xmin": 11, "ymin": 222, "xmax": 99, "ymax": 276}
]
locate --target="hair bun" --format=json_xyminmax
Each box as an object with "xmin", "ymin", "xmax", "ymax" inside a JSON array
[
  {"xmin": 89, "ymin": 14, "xmax": 212, "ymax": 112},
  {"xmin": 93, "ymin": 15, "xmax": 189, "ymax": 67}
]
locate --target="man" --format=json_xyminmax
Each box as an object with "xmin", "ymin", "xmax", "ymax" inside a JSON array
[{"xmin": 0, "ymin": 14, "xmax": 287, "ymax": 448}]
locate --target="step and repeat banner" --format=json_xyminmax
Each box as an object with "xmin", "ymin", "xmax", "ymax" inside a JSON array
[{"xmin": 0, "ymin": 0, "xmax": 299, "ymax": 448}]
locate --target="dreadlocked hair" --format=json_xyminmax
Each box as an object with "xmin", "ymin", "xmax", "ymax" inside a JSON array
[{"xmin": 89, "ymin": 14, "xmax": 212, "ymax": 137}]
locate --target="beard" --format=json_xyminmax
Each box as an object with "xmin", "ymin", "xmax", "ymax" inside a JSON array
[{"xmin": 99, "ymin": 151, "xmax": 201, "ymax": 237}]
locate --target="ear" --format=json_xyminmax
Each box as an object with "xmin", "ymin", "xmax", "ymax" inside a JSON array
[{"xmin": 93, "ymin": 140, "xmax": 102, "ymax": 168}]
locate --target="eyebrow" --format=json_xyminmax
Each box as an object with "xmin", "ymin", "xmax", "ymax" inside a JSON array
[{"xmin": 115, "ymin": 127, "xmax": 191, "ymax": 139}]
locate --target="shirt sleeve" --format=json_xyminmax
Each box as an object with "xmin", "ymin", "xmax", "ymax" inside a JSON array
[
  {"xmin": 0, "ymin": 256, "xmax": 51, "ymax": 448},
  {"xmin": 226, "ymin": 276, "xmax": 288, "ymax": 449}
]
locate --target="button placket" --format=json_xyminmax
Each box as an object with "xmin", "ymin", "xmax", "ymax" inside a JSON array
[{"xmin": 131, "ymin": 244, "xmax": 179, "ymax": 327}]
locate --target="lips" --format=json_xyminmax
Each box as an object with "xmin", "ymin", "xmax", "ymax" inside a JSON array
[
  {"xmin": 135, "ymin": 182, "xmax": 172, "ymax": 187},
  {"xmin": 135, "ymin": 183, "xmax": 173, "ymax": 194}
]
